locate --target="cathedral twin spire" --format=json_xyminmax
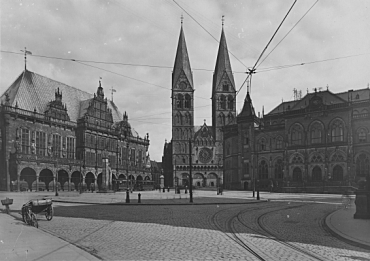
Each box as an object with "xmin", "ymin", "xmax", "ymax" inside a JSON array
[{"xmin": 173, "ymin": 24, "xmax": 193, "ymax": 89}]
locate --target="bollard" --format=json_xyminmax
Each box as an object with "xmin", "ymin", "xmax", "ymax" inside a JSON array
[
  {"xmin": 167, "ymin": 187, "xmax": 170, "ymax": 192},
  {"xmin": 126, "ymin": 189, "xmax": 130, "ymax": 203},
  {"xmin": 138, "ymin": 193, "xmax": 141, "ymax": 203},
  {"xmin": 162, "ymin": 187, "xmax": 165, "ymax": 193},
  {"xmin": 177, "ymin": 188, "xmax": 180, "ymax": 194},
  {"xmin": 257, "ymin": 190, "xmax": 260, "ymax": 200},
  {"xmin": 185, "ymin": 189, "xmax": 187, "ymax": 194}
]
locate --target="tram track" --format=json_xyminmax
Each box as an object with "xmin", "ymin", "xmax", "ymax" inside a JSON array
[
  {"xmin": 209, "ymin": 202, "xmax": 329, "ymax": 261},
  {"xmin": 209, "ymin": 203, "xmax": 277, "ymax": 261},
  {"xmin": 253, "ymin": 205, "xmax": 328, "ymax": 261}
]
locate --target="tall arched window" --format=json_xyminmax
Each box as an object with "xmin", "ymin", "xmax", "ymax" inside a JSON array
[
  {"xmin": 220, "ymin": 95, "xmax": 226, "ymax": 110},
  {"xmin": 258, "ymin": 160, "xmax": 268, "ymax": 180},
  {"xmin": 259, "ymin": 138, "xmax": 266, "ymax": 151},
  {"xmin": 291, "ymin": 124, "xmax": 303, "ymax": 145},
  {"xmin": 312, "ymin": 166, "xmax": 322, "ymax": 181},
  {"xmin": 358, "ymin": 128, "xmax": 367, "ymax": 143},
  {"xmin": 274, "ymin": 159, "xmax": 284, "ymax": 179},
  {"xmin": 227, "ymin": 96, "xmax": 233, "ymax": 110},
  {"xmin": 356, "ymin": 153, "xmax": 369, "ymax": 177},
  {"xmin": 184, "ymin": 94, "xmax": 191, "ymax": 109},
  {"xmin": 310, "ymin": 122, "xmax": 323, "ymax": 144},
  {"xmin": 293, "ymin": 167, "xmax": 302, "ymax": 181},
  {"xmin": 331, "ymin": 119, "xmax": 344, "ymax": 142},
  {"xmin": 218, "ymin": 113, "xmax": 225, "ymax": 125},
  {"xmin": 276, "ymin": 136, "xmax": 283, "ymax": 150},
  {"xmin": 177, "ymin": 94, "xmax": 184, "ymax": 109},
  {"xmin": 333, "ymin": 165, "xmax": 343, "ymax": 181},
  {"xmin": 227, "ymin": 113, "xmax": 234, "ymax": 124},
  {"xmin": 20, "ymin": 128, "xmax": 30, "ymax": 154}
]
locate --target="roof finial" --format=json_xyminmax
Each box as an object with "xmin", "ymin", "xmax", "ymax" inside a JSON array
[
  {"xmin": 181, "ymin": 14, "xmax": 183, "ymax": 25},
  {"xmin": 110, "ymin": 86, "xmax": 116, "ymax": 101},
  {"xmin": 222, "ymin": 15, "xmax": 224, "ymax": 27},
  {"xmin": 204, "ymin": 119, "xmax": 206, "ymax": 124},
  {"xmin": 21, "ymin": 47, "xmax": 32, "ymax": 71},
  {"xmin": 99, "ymin": 77, "xmax": 102, "ymax": 87}
]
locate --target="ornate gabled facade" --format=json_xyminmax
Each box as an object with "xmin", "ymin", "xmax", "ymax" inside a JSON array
[
  {"xmin": 0, "ymin": 69, "xmax": 150, "ymax": 192},
  {"xmin": 163, "ymin": 23, "xmax": 234, "ymax": 188},
  {"xmin": 224, "ymin": 87, "xmax": 370, "ymax": 193}
]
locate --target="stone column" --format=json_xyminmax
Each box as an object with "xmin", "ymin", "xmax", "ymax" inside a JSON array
[
  {"xmin": 17, "ymin": 170, "xmax": 20, "ymax": 192},
  {"xmin": 36, "ymin": 175, "xmax": 39, "ymax": 192},
  {"xmin": 82, "ymin": 177, "xmax": 86, "ymax": 191},
  {"xmin": 68, "ymin": 177, "xmax": 71, "ymax": 191}
]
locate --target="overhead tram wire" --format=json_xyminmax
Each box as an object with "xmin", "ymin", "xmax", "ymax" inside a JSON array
[
  {"xmin": 1, "ymin": 50, "xmax": 247, "ymax": 74},
  {"xmin": 257, "ymin": 0, "xmax": 319, "ymax": 69},
  {"xmin": 256, "ymin": 52, "xmax": 370, "ymax": 73},
  {"xmin": 236, "ymin": 0, "xmax": 298, "ymax": 96},
  {"xmin": 172, "ymin": 0, "xmax": 248, "ymax": 69}
]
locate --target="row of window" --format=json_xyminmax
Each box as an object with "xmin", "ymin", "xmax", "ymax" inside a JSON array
[
  {"xmin": 255, "ymin": 127, "xmax": 367, "ymax": 152},
  {"xmin": 19, "ymin": 129, "xmax": 75, "ymax": 158},
  {"xmin": 174, "ymin": 112, "xmax": 192, "ymax": 125},
  {"xmin": 175, "ymin": 94, "xmax": 192, "ymax": 109},
  {"xmin": 218, "ymin": 113, "xmax": 234, "ymax": 126},
  {"xmin": 254, "ymin": 154, "xmax": 368, "ymax": 180},
  {"xmin": 218, "ymin": 95, "xmax": 234, "ymax": 110},
  {"xmin": 85, "ymin": 133, "xmax": 118, "ymax": 151}
]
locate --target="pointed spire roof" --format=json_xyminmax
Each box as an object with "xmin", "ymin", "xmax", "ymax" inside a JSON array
[
  {"xmin": 173, "ymin": 25, "xmax": 193, "ymax": 88},
  {"xmin": 237, "ymin": 92, "xmax": 255, "ymax": 120},
  {"xmin": 213, "ymin": 28, "xmax": 235, "ymax": 93}
]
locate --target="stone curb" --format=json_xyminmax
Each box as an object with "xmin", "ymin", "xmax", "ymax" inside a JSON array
[
  {"xmin": 324, "ymin": 209, "xmax": 370, "ymax": 251},
  {"xmin": 5, "ymin": 211, "xmax": 102, "ymax": 260},
  {"xmin": 53, "ymin": 199, "xmax": 268, "ymax": 205}
]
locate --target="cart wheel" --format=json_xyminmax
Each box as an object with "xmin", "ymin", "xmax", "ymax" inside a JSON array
[
  {"xmin": 21, "ymin": 208, "xmax": 26, "ymax": 223},
  {"xmin": 45, "ymin": 205, "xmax": 53, "ymax": 221},
  {"xmin": 31, "ymin": 213, "xmax": 38, "ymax": 228}
]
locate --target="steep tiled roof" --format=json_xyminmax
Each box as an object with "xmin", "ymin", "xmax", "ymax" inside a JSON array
[
  {"xmin": 237, "ymin": 92, "xmax": 255, "ymax": 119},
  {"xmin": 0, "ymin": 70, "xmax": 137, "ymax": 135},
  {"xmin": 173, "ymin": 25, "xmax": 193, "ymax": 88},
  {"xmin": 0, "ymin": 70, "xmax": 92, "ymax": 122},
  {"xmin": 212, "ymin": 28, "xmax": 235, "ymax": 94}
]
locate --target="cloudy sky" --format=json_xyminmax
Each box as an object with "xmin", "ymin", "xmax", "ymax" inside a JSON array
[{"xmin": 1, "ymin": 0, "xmax": 369, "ymax": 161}]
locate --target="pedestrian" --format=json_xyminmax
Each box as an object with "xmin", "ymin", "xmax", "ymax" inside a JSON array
[
  {"xmin": 90, "ymin": 183, "xmax": 95, "ymax": 193},
  {"xmin": 269, "ymin": 180, "xmax": 274, "ymax": 193}
]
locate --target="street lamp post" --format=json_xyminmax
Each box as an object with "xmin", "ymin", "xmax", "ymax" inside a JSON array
[
  {"xmin": 126, "ymin": 141, "xmax": 130, "ymax": 203},
  {"xmin": 116, "ymin": 141, "xmax": 120, "ymax": 192}
]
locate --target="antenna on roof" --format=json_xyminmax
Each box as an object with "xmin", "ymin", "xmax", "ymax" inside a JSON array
[
  {"xmin": 110, "ymin": 86, "xmax": 116, "ymax": 102},
  {"xmin": 20, "ymin": 47, "xmax": 32, "ymax": 71}
]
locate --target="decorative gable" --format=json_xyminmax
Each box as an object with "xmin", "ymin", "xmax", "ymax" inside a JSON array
[{"xmin": 44, "ymin": 88, "xmax": 70, "ymax": 121}]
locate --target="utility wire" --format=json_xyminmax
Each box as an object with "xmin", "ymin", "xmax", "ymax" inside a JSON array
[
  {"xmin": 1, "ymin": 50, "xmax": 247, "ymax": 73},
  {"xmin": 172, "ymin": 0, "xmax": 248, "ymax": 69},
  {"xmin": 236, "ymin": 0, "xmax": 298, "ymax": 96},
  {"xmin": 257, "ymin": 0, "xmax": 319, "ymax": 68},
  {"xmin": 257, "ymin": 52, "xmax": 370, "ymax": 73}
]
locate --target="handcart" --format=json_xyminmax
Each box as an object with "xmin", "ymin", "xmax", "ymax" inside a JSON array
[{"xmin": 21, "ymin": 198, "xmax": 53, "ymax": 228}]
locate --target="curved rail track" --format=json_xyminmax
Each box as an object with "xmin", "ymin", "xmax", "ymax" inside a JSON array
[{"xmin": 209, "ymin": 202, "xmax": 329, "ymax": 261}]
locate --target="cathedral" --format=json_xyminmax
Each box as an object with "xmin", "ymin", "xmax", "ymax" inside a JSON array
[
  {"xmin": 162, "ymin": 22, "xmax": 236, "ymax": 188},
  {"xmin": 163, "ymin": 22, "xmax": 370, "ymax": 193}
]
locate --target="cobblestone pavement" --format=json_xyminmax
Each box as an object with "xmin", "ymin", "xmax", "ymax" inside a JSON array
[{"xmin": 34, "ymin": 201, "xmax": 370, "ymax": 261}]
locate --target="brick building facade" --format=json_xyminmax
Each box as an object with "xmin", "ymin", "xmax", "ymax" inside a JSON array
[
  {"xmin": 224, "ymin": 87, "xmax": 370, "ymax": 192},
  {"xmin": 0, "ymin": 69, "xmax": 150, "ymax": 192}
]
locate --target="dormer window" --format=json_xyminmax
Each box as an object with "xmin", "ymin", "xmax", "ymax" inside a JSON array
[{"xmin": 223, "ymin": 82, "xmax": 229, "ymax": 91}]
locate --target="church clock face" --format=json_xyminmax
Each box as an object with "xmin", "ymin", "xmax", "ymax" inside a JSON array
[{"xmin": 198, "ymin": 147, "xmax": 213, "ymax": 163}]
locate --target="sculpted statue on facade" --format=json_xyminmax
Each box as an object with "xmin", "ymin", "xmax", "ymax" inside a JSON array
[
  {"xmin": 14, "ymin": 136, "xmax": 21, "ymax": 153},
  {"xmin": 30, "ymin": 139, "xmax": 36, "ymax": 154},
  {"xmin": 47, "ymin": 142, "xmax": 53, "ymax": 156}
]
